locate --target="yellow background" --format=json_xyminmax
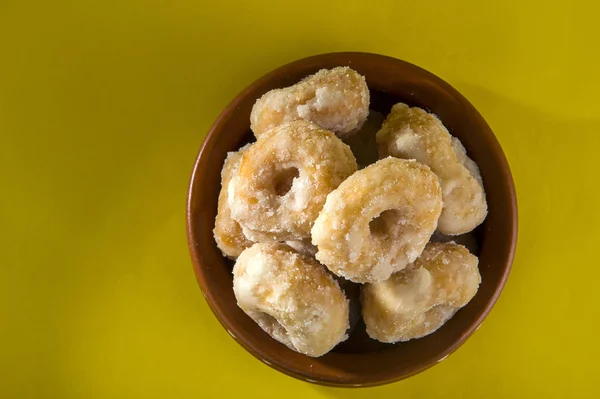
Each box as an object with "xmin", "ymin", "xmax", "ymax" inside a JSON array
[{"xmin": 1, "ymin": 0, "xmax": 598, "ymax": 397}]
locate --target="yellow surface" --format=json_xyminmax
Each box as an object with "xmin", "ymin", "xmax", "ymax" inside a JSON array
[{"xmin": 1, "ymin": 0, "xmax": 599, "ymax": 397}]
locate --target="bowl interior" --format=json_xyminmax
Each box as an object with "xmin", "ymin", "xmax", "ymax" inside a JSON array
[{"xmin": 187, "ymin": 53, "xmax": 517, "ymax": 386}]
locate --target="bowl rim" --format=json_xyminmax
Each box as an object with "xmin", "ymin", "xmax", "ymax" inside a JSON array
[{"xmin": 186, "ymin": 52, "xmax": 518, "ymax": 387}]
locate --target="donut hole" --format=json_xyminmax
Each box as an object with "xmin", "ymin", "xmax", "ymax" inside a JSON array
[
  {"xmin": 369, "ymin": 209, "xmax": 402, "ymax": 237},
  {"xmin": 273, "ymin": 167, "xmax": 300, "ymax": 196}
]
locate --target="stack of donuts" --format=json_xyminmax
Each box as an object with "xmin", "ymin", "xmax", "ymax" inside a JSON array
[{"xmin": 213, "ymin": 67, "xmax": 487, "ymax": 357}]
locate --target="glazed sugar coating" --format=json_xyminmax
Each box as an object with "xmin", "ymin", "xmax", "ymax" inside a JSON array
[
  {"xmin": 311, "ymin": 157, "xmax": 442, "ymax": 283},
  {"xmin": 233, "ymin": 242, "xmax": 349, "ymax": 357},
  {"xmin": 250, "ymin": 67, "xmax": 370, "ymax": 138},
  {"xmin": 229, "ymin": 121, "xmax": 357, "ymax": 241},
  {"xmin": 213, "ymin": 144, "xmax": 253, "ymax": 259},
  {"xmin": 361, "ymin": 242, "xmax": 481, "ymax": 343},
  {"xmin": 451, "ymin": 136, "xmax": 483, "ymax": 185},
  {"xmin": 376, "ymin": 103, "xmax": 487, "ymax": 235}
]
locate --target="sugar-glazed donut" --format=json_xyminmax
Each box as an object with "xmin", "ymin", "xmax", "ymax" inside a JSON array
[
  {"xmin": 233, "ymin": 243, "xmax": 349, "ymax": 357},
  {"xmin": 312, "ymin": 157, "xmax": 442, "ymax": 283},
  {"xmin": 229, "ymin": 121, "xmax": 357, "ymax": 241}
]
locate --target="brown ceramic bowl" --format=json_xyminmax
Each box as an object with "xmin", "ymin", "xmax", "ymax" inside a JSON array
[{"xmin": 186, "ymin": 52, "xmax": 517, "ymax": 387}]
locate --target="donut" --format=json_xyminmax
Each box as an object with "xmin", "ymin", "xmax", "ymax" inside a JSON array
[
  {"xmin": 229, "ymin": 120, "xmax": 357, "ymax": 241},
  {"xmin": 213, "ymin": 144, "xmax": 253, "ymax": 259},
  {"xmin": 361, "ymin": 242, "xmax": 481, "ymax": 343},
  {"xmin": 250, "ymin": 67, "xmax": 369, "ymax": 138},
  {"xmin": 233, "ymin": 243, "xmax": 349, "ymax": 357},
  {"xmin": 311, "ymin": 157, "xmax": 442, "ymax": 283},
  {"xmin": 376, "ymin": 103, "xmax": 487, "ymax": 235}
]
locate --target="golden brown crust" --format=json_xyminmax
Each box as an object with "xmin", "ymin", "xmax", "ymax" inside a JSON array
[
  {"xmin": 229, "ymin": 121, "xmax": 357, "ymax": 241},
  {"xmin": 361, "ymin": 242, "xmax": 481, "ymax": 343},
  {"xmin": 233, "ymin": 243, "xmax": 349, "ymax": 357},
  {"xmin": 250, "ymin": 67, "xmax": 369, "ymax": 138},
  {"xmin": 213, "ymin": 144, "xmax": 253, "ymax": 258},
  {"xmin": 311, "ymin": 157, "xmax": 442, "ymax": 283},
  {"xmin": 376, "ymin": 103, "xmax": 487, "ymax": 235}
]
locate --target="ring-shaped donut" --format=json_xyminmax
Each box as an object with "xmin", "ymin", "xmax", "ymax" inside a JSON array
[
  {"xmin": 376, "ymin": 103, "xmax": 487, "ymax": 235},
  {"xmin": 250, "ymin": 67, "xmax": 369, "ymax": 138},
  {"xmin": 361, "ymin": 242, "xmax": 481, "ymax": 343},
  {"xmin": 233, "ymin": 243, "xmax": 349, "ymax": 357},
  {"xmin": 229, "ymin": 120, "xmax": 357, "ymax": 241},
  {"xmin": 311, "ymin": 157, "xmax": 442, "ymax": 283}
]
